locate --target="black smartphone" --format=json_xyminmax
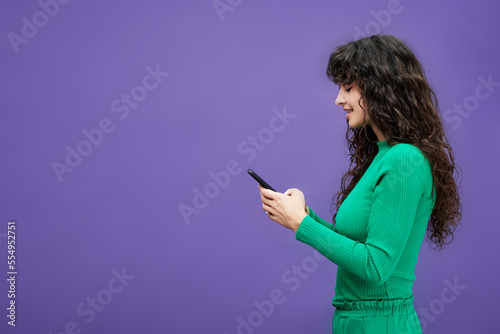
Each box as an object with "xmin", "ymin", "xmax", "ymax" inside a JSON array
[{"xmin": 247, "ymin": 169, "xmax": 276, "ymax": 192}]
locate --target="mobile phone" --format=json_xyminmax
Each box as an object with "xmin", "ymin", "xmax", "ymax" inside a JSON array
[{"xmin": 247, "ymin": 169, "xmax": 276, "ymax": 192}]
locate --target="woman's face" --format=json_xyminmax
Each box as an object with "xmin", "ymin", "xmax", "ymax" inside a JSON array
[{"xmin": 335, "ymin": 82, "xmax": 372, "ymax": 128}]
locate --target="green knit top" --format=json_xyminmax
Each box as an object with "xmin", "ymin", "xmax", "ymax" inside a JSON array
[{"xmin": 295, "ymin": 140, "xmax": 436, "ymax": 308}]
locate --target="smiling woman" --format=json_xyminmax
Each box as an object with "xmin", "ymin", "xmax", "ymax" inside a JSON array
[
  {"xmin": 256, "ymin": 34, "xmax": 462, "ymax": 334},
  {"xmin": 335, "ymin": 81, "xmax": 387, "ymax": 142}
]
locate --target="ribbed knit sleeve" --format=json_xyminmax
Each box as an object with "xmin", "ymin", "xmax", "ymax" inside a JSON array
[
  {"xmin": 306, "ymin": 206, "xmax": 338, "ymax": 233},
  {"xmin": 295, "ymin": 146, "xmax": 425, "ymax": 286}
]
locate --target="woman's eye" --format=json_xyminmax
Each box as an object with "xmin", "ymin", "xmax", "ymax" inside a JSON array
[{"xmin": 345, "ymin": 88, "xmax": 351, "ymax": 92}]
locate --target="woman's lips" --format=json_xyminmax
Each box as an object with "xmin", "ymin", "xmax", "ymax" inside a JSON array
[{"xmin": 346, "ymin": 112, "xmax": 352, "ymax": 119}]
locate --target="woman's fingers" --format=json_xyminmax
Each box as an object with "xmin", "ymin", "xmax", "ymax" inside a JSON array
[
  {"xmin": 259, "ymin": 184, "xmax": 277, "ymax": 198},
  {"xmin": 260, "ymin": 188, "xmax": 277, "ymax": 204}
]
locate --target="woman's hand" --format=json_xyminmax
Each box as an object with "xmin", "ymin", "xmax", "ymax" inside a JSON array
[{"xmin": 258, "ymin": 185, "xmax": 308, "ymax": 233}]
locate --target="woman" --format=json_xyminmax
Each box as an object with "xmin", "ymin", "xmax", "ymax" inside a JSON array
[{"xmin": 257, "ymin": 34, "xmax": 462, "ymax": 334}]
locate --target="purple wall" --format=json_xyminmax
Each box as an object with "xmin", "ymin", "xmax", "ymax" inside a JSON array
[{"xmin": 1, "ymin": 1, "xmax": 499, "ymax": 333}]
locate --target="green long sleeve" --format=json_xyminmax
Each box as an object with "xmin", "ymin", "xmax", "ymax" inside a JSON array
[
  {"xmin": 295, "ymin": 141, "xmax": 436, "ymax": 304},
  {"xmin": 306, "ymin": 206, "xmax": 338, "ymax": 233}
]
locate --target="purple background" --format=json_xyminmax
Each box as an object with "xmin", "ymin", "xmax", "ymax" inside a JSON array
[{"xmin": 1, "ymin": 0, "xmax": 499, "ymax": 333}]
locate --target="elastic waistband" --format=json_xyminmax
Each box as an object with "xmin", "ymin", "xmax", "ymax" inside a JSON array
[{"xmin": 332, "ymin": 295, "xmax": 415, "ymax": 316}]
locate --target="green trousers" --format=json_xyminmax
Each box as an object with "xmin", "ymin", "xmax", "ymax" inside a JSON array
[{"xmin": 332, "ymin": 296, "xmax": 422, "ymax": 334}]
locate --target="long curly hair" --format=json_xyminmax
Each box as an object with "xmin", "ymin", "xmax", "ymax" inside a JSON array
[{"xmin": 325, "ymin": 34, "xmax": 462, "ymax": 250}]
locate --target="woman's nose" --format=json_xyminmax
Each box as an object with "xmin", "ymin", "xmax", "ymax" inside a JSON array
[{"xmin": 335, "ymin": 91, "xmax": 344, "ymax": 106}]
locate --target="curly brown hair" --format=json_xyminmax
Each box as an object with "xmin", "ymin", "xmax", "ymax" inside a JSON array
[{"xmin": 326, "ymin": 34, "xmax": 462, "ymax": 250}]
